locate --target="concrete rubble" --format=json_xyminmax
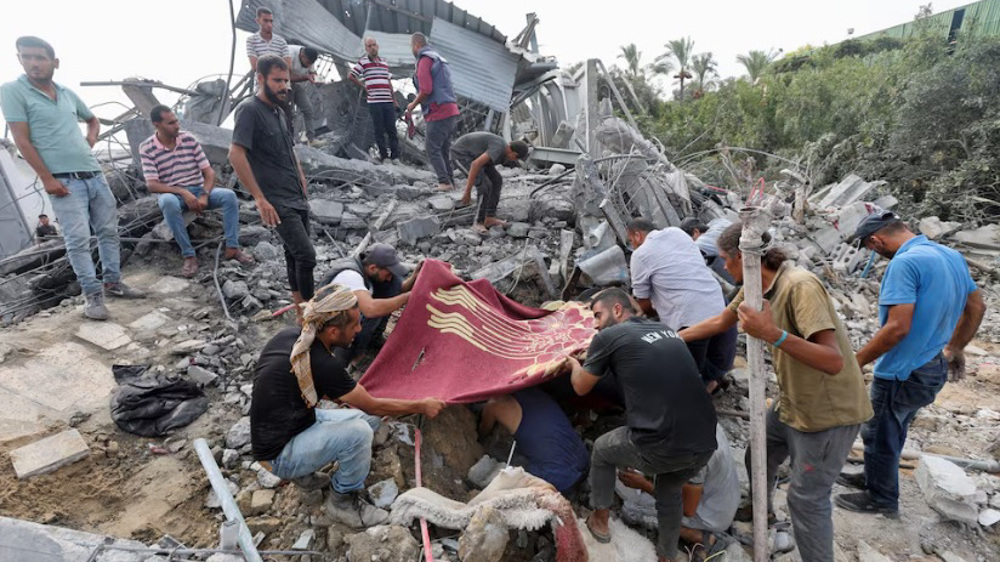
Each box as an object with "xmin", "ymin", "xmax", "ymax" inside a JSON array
[
  {"xmin": 10, "ymin": 429, "xmax": 90, "ymax": 479},
  {"xmin": 916, "ymin": 455, "xmax": 980, "ymax": 525}
]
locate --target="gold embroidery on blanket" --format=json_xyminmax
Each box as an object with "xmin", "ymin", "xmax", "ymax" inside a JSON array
[{"xmin": 425, "ymin": 286, "xmax": 594, "ymax": 376}]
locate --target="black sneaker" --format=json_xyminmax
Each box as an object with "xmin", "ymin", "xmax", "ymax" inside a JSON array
[
  {"xmin": 836, "ymin": 471, "xmax": 867, "ymax": 489},
  {"xmin": 834, "ymin": 492, "xmax": 898, "ymax": 517}
]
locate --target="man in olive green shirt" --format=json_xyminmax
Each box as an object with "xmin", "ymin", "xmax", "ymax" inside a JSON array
[{"xmin": 679, "ymin": 222, "xmax": 871, "ymax": 562}]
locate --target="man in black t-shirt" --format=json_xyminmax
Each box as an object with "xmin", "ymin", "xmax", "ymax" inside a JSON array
[
  {"xmin": 250, "ymin": 283, "xmax": 445, "ymax": 528},
  {"xmin": 229, "ymin": 54, "xmax": 316, "ymax": 314},
  {"xmin": 450, "ymin": 132, "xmax": 529, "ymax": 233},
  {"xmin": 564, "ymin": 288, "xmax": 717, "ymax": 562}
]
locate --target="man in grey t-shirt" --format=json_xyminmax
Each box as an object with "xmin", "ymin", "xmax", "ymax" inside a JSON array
[{"xmin": 450, "ymin": 132, "xmax": 529, "ymax": 232}]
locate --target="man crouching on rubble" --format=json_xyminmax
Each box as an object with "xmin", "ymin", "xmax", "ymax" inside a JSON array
[{"xmin": 250, "ymin": 283, "xmax": 446, "ymax": 527}]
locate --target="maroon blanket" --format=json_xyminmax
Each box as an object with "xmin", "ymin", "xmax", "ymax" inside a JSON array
[{"xmin": 359, "ymin": 259, "xmax": 596, "ymax": 403}]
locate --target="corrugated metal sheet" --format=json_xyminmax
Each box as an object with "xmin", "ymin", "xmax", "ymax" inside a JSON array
[
  {"xmin": 236, "ymin": 0, "xmax": 362, "ymax": 60},
  {"xmin": 429, "ymin": 17, "xmax": 519, "ymax": 112},
  {"xmin": 852, "ymin": 0, "xmax": 1000, "ymax": 42}
]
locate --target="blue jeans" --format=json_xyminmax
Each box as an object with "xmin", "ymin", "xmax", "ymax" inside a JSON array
[
  {"xmin": 156, "ymin": 187, "xmax": 240, "ymax": 257},
  {"xmin": 268, "ymin": 408, "xmax": 382, "ymax": 494},
  {"xmin": 425, "ymin": 115, "xmax": 457, "ymax": 185},
  {"xmin": 862, "ymin": 354, "xmax": 947, "ymax": 509},
  {"xmin": 49, "ymin": 174, "xmax": 121, "ymax": 295}
]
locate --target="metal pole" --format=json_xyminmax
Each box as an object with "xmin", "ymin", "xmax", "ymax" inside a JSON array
[
  {"xmin": 193, "ymin": 438, "xmax": 264, "ymax": 562},
  {"xmin": 219, "ymin": 0, "xmax": 238, "ymax": 126},
  {"xmin": 739, "ymin": 206, "xmax": 771, "ymax": 562}
]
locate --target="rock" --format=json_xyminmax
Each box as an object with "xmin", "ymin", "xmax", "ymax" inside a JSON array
[
  {"xmin": 528, "ymin": 191, "xmax": 574, "ymax": 224},
  {"xmin": 172, "ymin": 339, "xmax": 207, "ymax": 355},
  {"xmin": 221, "ymin": 449, "xmax": 240, "ymax": 469},
  {"xmin": 916, "ymin": 455, "xmax": 979, "ymax": 524},
  {"xmin": 292, "ymin": 529, "xmax": 315, "ymax": 550},
  {"xmin": 428, "ymin": 195, "xmax": 455, "ymax": 212},
  {"xmin": 857, "ymin": 540, "xmax": 892, "ymax": 562},
  {"xmin": 226, "ymin": 417, "xmax": 252, "ymax": 449},
  {"xmin": 549, "ymin": 163, "xmax": 566, "ymax": 175},
  {"xmin": 222, "ymin": 279, "xmax": 250, "ymax": 300},
  {"xmin": 206, "ymin": 480, "xmax": 240, "ymax": 509},
  {"xmin": 10, "ymin": 429, "xmax": 90, "ymax": 479},
  {"xmin": 397, "ymin": 215, "xmax": 441, "ymax": 245},
  {"xmin": 954, "ymin": 224, "xmax": 1000, "ymax": 248},
  {"xmin": 238, "ymin": 225, "xmax": 269, "ymax": 245},
  {"xmin": 344, "ymin": 525, "xmax": 420, "ymax": 562},
  {"xmin": 340, "ymin": 211, "xmax": 366, "ymax": 229},
  {"xmin": 979, "ymin": 508, "xmax": 1000, "ymax": 527},
  {"xmin": 938, "ymin": 552, "xmax": 970, "ymax": 562},
  {"xmin": 774, "ymin": 530, "xmax": 794, "ymax": 553},
  {"xmin": 75, "ymin": 322, "xmax": 132, "ymax": 351},
  {"xmin": 248, "ymin": 489, "xmax": 275, "ymax": 515},
  {"xmin": 450, "ymin": 229, "xmax": 482, "ymax": 246},
  {"xmin": 722, "ymin": 541, "xmax": 752, "ymax": 562},
  {"xmin": 919, "ymin": 216, "xmax": 962, "ymax": 240},
  {"xmin": 312, "ymin": 199, "xmax": 345, "ymax": 225},
  {"xmin": 257, "ymin": 469, "xmax": 282, "ymax": 489},
  {"xmin": 368, "ymin": 479, "xmax": 399, "ymax": 509},
  {"xmin": 508, "ymin": 222, "xmax": 531, "ymax": 238},
  {"xmin": 458, "ymin": 506, "xmax": 508, "ymax": 562},
  {"xmin": 246, "ymin": 516, "xmax": 282, "ymax": 534},
  {"xmin": 468, "ymin": 455, "xmax": 503, "ymax": 489},
  {"xmin": 187, "ymin": 365, "xmax": 219, "ymax": 386},
  {"xmin": 252, "ymin": 241, "xmax": 282, "ymax": 261}
]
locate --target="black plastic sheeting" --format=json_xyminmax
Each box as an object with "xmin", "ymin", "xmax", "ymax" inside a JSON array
[{"xmin": 110, "ymin": 365, "xmax": 209, "ymax": 437}]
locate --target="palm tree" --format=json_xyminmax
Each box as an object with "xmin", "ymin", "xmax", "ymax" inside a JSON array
[
  {"xmin": 617, "ymin": 43, "xmax": 644, "ymax": 82},
  {"xmin": 736, "ymin": 50, "xmax": 777, "ymax": 83},
  {"xmin": 658, "ymin": 37, "xmax": 695, "ymax": 100},
  {"xmin": 691, "ymin": 52, "xmax": 717, "ymax": 96}
]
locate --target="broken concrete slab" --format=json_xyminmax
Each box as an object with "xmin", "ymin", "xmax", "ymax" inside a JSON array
[
  {"xmin": 124, "ymin": 117, "xmax": 233, "ymax": 168},
  {"xmin": 397, "ymin": 216, "xmax": 441, "ymax": 245},
  {"xmin": 187, "ymin": 365, "xmax": 219, "ymax": 386},
  {"xmin": 295, "ymin": 145, "xmax": 435, "ymax": 186},
  {"xmin": 916, "ymin": 455, "xmax": 979, "ymax": 524},
  {"xmin": 226, "ymin": 416, "xmax": 252, "ymax": 449},
  {"xmin": 857, "ymin": 540, "xmax": 892, "ymax": 562},
  {"xmin": 75, "ymin": 321, "xmax": 132, "ymax": 351},
  {"xmin": 919, "ymin": 216, "xmax": 962, "ymax": 240},
  {"xmin": 0, "ymin": 516, "xmax": 149, "ymax": 562},
  {"xmin": 149, "ymin": 276, "xmax": 191, "ymax": 295},
  {"xmin": 954, "ymin": 224, "xmax": 1000, "ymax": 249},
  {"xmin": 10, "ymin": 429, "xmax": 90, "ymax": 479},
  {"xmin": 292, "ymin": 528, "xmax": 315, "ymax": 550},
  {"xmin": 128, "ymin": 310, "xmax": 171, "ymax": 332},
  {"xmin": 815, "ymin": 173, "xmax": 884, "ymax": 209},
  {"xmin": 427, "ymin": 195, "xmax": 455, "ymax": 212},
  {"xmin": 171, "ymin": 339, "xmax": 207, "ymax": 355},
  {"xmin": 458, "ymin": 506, "xmax": 508, "ymax": 562},
  {"xmin": 311, "ymin": 199, "xmax": 344, "ymax": 225},
  {"xmin": 979, "ymin": 508, "xmax": 1000, "ymax": 527}
]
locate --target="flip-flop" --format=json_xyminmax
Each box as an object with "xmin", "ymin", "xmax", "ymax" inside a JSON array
[
  {"xmin": 690, "ymin": 531, "xmax": 727, "ymax": 562},
  {"xmin": 181, "ymin": 260, "xmax": 199, "ymax": 278},
  {"xmin": 226, "ymin": 249, "xmax": 256, "ymax": 266},
  {"xmin": 585, "ymin": 515, "xmax": 611, "ymax": 544}
]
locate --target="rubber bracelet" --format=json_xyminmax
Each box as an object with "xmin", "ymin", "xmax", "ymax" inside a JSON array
[{"xmin": 772, "ymin": 330, "xmax": 789, "ymax": 348}]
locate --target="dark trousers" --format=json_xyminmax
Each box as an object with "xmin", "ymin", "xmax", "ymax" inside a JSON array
[
  {"xmin": 454, "ymin": 152, "xmax": 503, "ymax": 222},
  {"xmin": 590, "ymin": 427, "xmax": 712, "ymax": 559},
  {"xmin": 746, "ymin": 404, "xmax": 860, "ymax": 562},
  {"xmin": 425, "ymin": 115, "xmax": 457, "ymax": 185},
  {"xmin": 273, "ymin": 206, "xmax": 316, "ymax": 300},
  {"xmin": 862, "ymin": 354, "xmax": 947, "ymax": 509},
  {"xmin": 682, "ymin": 325, "xmax": 737, "ymax": 385},
  {"xmin": 368, "ymin": 102, "xmax": 399, "ymax": 160},
  {"xmin": 337, "ymin": 274, "xmax": 403, "ymax": 363}
]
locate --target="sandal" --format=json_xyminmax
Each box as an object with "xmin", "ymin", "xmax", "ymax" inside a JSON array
[
  {"xmin": 690, "ymin": 531, "xmax": 727, "ymax": 562},
  {"xmin": 225, "ymin": 248, "xmax": 256, "ymax": 266},
  {"xmin": 585, "ymin": 514, "xmax": 611, "ymax": 544},
  {"xmin": 181, "ymin": 258, "xmax": 199, "ymax": 278},
  {"xmin": 472, "ymin": 223, "xmax": 488, "ymax": 234}
]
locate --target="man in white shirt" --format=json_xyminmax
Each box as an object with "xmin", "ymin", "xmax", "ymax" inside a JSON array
[
  {"xmin": 626, "ymin": 218, "xmax": 728, "ymax": 390},
  {"xmin": 321, "ymin": 244, "xmax": 422, "ymax": 361}
]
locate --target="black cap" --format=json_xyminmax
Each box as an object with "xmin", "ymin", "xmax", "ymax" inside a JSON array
[
  {"xmin": 366, "ymin": 243, "xmax": 408, "ymax": 277},
  {"xmin": 850, "ymin": 209, "xmax": 900, "ymax": 244}
]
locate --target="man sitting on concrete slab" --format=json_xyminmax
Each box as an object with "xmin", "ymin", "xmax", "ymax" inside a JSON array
[
  {"xmin": 321, "ymin": 243, "xmax": 421, "ymax": 361},
  {"xmin": 478, "ymin": 387, "xmax": 589, "ymax": 495},
  {"xmin": 617, "ymin": 424, "xmax": 739, "ymax": 562},
  {"xmin": 626, "ymin": 218, "xmax": 732, "ymax": 393},
  {"xmin": 563, "ymin": 287, "xmax": 717, "ymax": 562},
  {"xmin": 451, "ymin": 132, "xmax": 530, "ymax": 233},
  {"xmin": 140, "ymin": 105, "xmax": 253, "ymax": 277},
  {"xmin": 250, "ymin": 283, "xmax": 445, "ymax": 528}
]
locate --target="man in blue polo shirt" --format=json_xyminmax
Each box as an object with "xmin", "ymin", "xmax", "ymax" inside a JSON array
[
  {"xmin": 1, "ymin": 36, "xmax": 143, "ymax": 321},
  {"xmin": 835, "ymin": 210, "xmax": 985, "ymax": 516}
]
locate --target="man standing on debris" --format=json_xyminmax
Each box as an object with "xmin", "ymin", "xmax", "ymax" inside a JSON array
[
  {"xmin": 35, "ymin": 214, "xmax": 57, "ymax": 243},
  {"xmin": 625, "ymin": 218, "xmax": 734, "ymax": 392},
  {"xmin": 451, "ymin": 132, "xmax": 530, "ymax": 233},
  {"xmin": 321, "ymin": 243, "xmax": 421, "ymax": 361},
  {"xmin": 246, "ymin": 7, "xmax": 291, "ymax": 73},
  {"xmin": 350, "ymin": 37, "xmax": 400, "ymax": 163},
  {"xmin": 251, "ymin": 283, "xmax": 445, "ymax": 528},
  {"xmin": 2, "ymin": 36, "xmax": 145, "ymax": 321},
  {"xmin": 478, "ymin": 387, "xmax": 590, "ymax": 495},
  {"xmin": 679, "ymin": 222, "xmax": 872, "ymax": 562},
  {"xmin": 564, "ymin": 288, "xmax": 717, "ymax": 562},
  {"xmin": 406, "ymin": 33, "xmax": 459, "ymax": 192},
  {"xmin": 836, "ymin": 211, "xmax": 984, "ymax": 516},
  {"xmin": 140, "ymin": 105, "xmax": 254, "ymax": 278},
  {"xmin": 288, "ymin": 45, "xmax": 321, "ymax": 144},
  {"xmin": 230, "ymin": 55, "xmax": 316, "ymax": 315}
]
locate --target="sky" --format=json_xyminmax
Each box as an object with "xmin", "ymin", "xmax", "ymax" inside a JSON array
[{"xmin": 0, "ymin": 0, "xmax": 972, "ymax": 130}]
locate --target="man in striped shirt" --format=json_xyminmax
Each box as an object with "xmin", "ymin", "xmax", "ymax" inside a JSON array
[
  {"xmin": 141, "ymin": 105, "xmax": 253, "ymax": 277},
  {"xmin": 350, "ymin": 37, "xmax": 399, "ymax": 162},
  {"xmin": 246, "ymin": 7, "xmax": 291, "ymax": 73}
]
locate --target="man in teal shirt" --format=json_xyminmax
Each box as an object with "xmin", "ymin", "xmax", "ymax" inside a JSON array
[
  {"xmin": 1, "ymin": 36, "xmax": 143, "ymax": 320},
  {"xmin": 836, "ymin": 210, "xmax": 985, "ymax": 516}
]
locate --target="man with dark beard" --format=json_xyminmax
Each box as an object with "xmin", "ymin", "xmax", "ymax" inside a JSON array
[{"xmin": 230, "ymin": 55, "xmax": 315, "ymax": 319}]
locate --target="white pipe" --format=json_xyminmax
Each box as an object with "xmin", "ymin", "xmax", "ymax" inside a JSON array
[{"xmin": 193, "ymin": 438, "xmax": 263, "ymax": 562}]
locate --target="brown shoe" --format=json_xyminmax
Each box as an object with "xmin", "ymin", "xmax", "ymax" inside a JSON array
[
  {"xmin": 181, "ymin": 257, "xmax": 199, "ymax": 278},
  {"xmin": 224, "ymin": 248, "xmax": 255, "ymax": 266}
]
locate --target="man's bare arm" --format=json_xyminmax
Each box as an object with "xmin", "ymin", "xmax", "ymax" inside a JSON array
[
  {"xmin": 856, "ymin": 304, "xmax": 914, "ymax": 368},
  {"xmin": 339, "ymin": 384, "xmax": 445, "ymax": 418},
  {"xmin": 248, "ymin": 56, "xmax": 258, "ymax": 72},
  {"xmin": 85, "ymin": 116, "xmax": 99, "ymax": 147},
  {"xmin": 354, "ymin": 289, "xmax": 409, "ymax": 318}
]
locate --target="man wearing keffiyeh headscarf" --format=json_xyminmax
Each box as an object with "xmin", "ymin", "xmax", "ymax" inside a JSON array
[{"xmin": 249, "ymin": 283, "xmax": 445, "ymax": 528}]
